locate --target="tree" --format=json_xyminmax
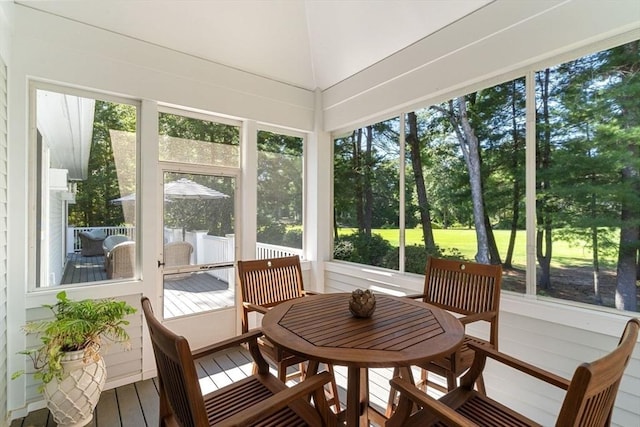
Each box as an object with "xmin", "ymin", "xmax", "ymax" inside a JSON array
[
  {"xmin": 536, "ymin": 68, "xmax": 554, "ymax": 290},
  {"xmin": 406, "ymin": 111, "xmax": 436, "ymax": 251},
  {"xmin": 435, "ymin": 97, "xmax": 491, "ymax": 264},
  {"xmin": 68, "ymin": 101, "xmax": 136, "ymax": 227}
]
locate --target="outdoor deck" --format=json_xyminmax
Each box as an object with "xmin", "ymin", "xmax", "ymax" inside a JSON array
[
  {"xmin": 10, "ymin": 345, "xmax": 435, "ymax": 427},
  {"xmin": 62, "ymin": 254, "xmax": 234, "ymax": 318}
]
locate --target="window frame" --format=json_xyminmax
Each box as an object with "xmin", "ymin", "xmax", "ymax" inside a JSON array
[
  {"xmin": 28, "ymin": 81, "xmax": 141, "ymax": 292},
  {"xmin": 331, "ymin": 34, "xmax": 640, "ymax": 313}
]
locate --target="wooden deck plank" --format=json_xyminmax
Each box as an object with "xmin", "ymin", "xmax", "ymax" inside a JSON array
[
  {"xmin": 135, "ymin": 379, "xmax": 159, "ymax": 427},
  {"xmin": 12, "ymin": 344, "xmax": 440, "ymax": 426},
  {"xmin": 94, "ymin": 388, "xmax": 121, "ymax": 427},
  {"xmin": 19, "ymin": 407, "xmax": 49, "ymax": 427},
  {"xmin": 115, "ymin": 384, "xmax": 146, "ymax": 427}
]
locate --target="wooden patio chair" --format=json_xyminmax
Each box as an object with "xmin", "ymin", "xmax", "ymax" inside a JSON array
[
  {"xmin": 386, "ymin": 317, "xmax": 640, "ymax": 427},
  {"xmin": 387, "ymin": 256, "xmax": 502, "ymax": 415},
  {"xmin": 141, "ymin": 297, "xmax": 337, "ymax": 427},
  {"xmin": 237, "ymin": 255, "xmax": 341, "ymax": 412}
]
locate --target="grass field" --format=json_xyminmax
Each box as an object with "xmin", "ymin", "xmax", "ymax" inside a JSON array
[{"xmin": 338, "ymin": 228, "xmax": 615, "ymax": 269}]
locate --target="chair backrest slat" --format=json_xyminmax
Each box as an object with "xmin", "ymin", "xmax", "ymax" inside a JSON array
[
  {"xmin": 237, "ymin": 256, "xmax": 305, "ymax": 332},
  {"xmin": 423, "ymin": 257, "xmax": 502, "ymax": 346},
  {"xmin": 141, "ymin": 297, "xmax": 209, "ymax": 427},
  {"xmin": 557, "ymin": 318, "xmax": 640, "ymax": 426}
]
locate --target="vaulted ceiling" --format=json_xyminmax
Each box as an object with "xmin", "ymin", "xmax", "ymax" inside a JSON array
[{"xmin": 16, "ymin": 0, "xmax": 493, "ymax": 90}]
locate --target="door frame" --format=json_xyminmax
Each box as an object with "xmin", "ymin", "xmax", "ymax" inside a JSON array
[{"xmin": 157, "ymin": 161, "xmax": 241, "ymax": 349}]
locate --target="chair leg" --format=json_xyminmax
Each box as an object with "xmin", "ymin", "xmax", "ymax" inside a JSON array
[
  {"xmin": 385, "ymin": 366, "xmax": 401, "ymax": 418},
  {"xmin": 475, "ymin": 373, "xmax": 486, "ymax": 395},
  {"xmin": 278, "ymin": 362, "xmax": 287, "ymax": 382},
  {"xmin": 419, "ymin": 368, "xmax": 428, "ymax": 391},
  {"xmin": 327, "ymin": 364, "xmax": 341, "ymax": 413},
  {"xmin": 446, "ymin": 372, "xmax": 457, "ymax": 392}
]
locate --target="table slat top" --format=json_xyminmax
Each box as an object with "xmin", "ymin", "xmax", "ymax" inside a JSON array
[{"xmin": 262, "ymin": 293, "xmax": 464, "ymax": 368}]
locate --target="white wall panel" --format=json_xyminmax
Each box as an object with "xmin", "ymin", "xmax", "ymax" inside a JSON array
[
  {"xmin": 323, "ymin": 0, "xmax": 640, "ymax": 132},
  {"xmin": 12, "ymin": 6, "xmax": 315, "ymax": 132}
]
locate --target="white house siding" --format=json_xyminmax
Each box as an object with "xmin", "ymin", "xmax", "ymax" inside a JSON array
[
  {"xmin": 47, "ymin": 193, "xmax": 64, "ymax": 286},
  {"xmin": 0, "ymin": 55, "xmax": 8, "ymax": 427},
  {"xmin": 0, "ymin": 1, "xmax": 10, "ymax": 423},
  {"xmin": 324, "ymin": 262, "xmax": 640, "ymax": 426}
]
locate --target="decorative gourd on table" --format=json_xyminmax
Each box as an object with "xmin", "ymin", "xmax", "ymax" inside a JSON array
[{"xmin": 349, "ymin": 288, "xmax": 376, "ymax": 318}]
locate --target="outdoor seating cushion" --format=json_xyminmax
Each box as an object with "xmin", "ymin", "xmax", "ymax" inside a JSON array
[
  {"xmin": 79, "ymin": 230, "xmax": 107, "ymax": 256},
  {"xmin": 103, "ymin": 235, "xmax": 130, "ymax": 254}
]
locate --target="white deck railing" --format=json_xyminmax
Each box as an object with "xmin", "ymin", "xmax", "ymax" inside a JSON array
[
  {"xmin": 67, "ymin": 226, "xmax": 135, "ymax": 253},
  {"xmin": 68, "ymin": 227, "xmax": 302, "ymax": 270}
]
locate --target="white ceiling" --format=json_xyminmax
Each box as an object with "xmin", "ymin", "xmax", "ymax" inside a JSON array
[{"xmin": 16, "ymin": 0, "xmax": 493, "ymax": 90}]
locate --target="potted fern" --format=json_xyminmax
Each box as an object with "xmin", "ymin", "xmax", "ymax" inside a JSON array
[{"xmin": 13, "ymin": 291, "xmax": 136, "ymax": 427}]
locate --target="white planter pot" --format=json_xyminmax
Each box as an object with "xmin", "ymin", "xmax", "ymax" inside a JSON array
[{"xmin": 43, "ymin": 350, "xmax": 107, "ymax": 427}]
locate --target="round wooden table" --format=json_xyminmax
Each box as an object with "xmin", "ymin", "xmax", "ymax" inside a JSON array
[{"xmin": 262, "ymin": 293, "xmax": 464, "ymax": 426}]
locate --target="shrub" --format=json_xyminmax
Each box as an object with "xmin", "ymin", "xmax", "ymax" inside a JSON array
[
  {"xmin": 334, "ymin": 232, "xmax": 393, "ymax": 267},
  {"xmin": 257, "ymin": 222, "xmax": 286, "ymax": 245}
]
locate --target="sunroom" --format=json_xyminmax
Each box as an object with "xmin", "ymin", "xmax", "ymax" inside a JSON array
[{"xmin": 1, "ymin": 1, "xmax": 639, "ymax": 426}]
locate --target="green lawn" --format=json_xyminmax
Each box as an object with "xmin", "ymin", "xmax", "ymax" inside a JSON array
[{"xmin": 338, "ymin": 228, "xmax": 615, "ymax": 269}]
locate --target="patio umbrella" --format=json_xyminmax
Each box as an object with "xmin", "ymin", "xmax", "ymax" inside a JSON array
[
  {"xmin": 163, "ymin": 178, "xmax": 229, "ymax": 200},
  {"xmin": 110, "ymin": 178, "xmax": 230, "ymax": 239},
  {"xmin": 110, "ymin": 178, "xmax": 229, "ymax": 203}
]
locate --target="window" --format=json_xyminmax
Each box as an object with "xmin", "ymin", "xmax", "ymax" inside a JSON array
[
  {"xmin": 256, "ymin": 129, "xmax": 304, "ymax": 258},
  {"xmin": 534, "ymin": 40, "xmax": 639, "ymax": 311},
  {"xmin": 32, "ymin": 86, "xmax": 138, "ymax": 288},
  {"xmin": 159, "ymin": 111, "xmax": 240, "ymax": 168},
  {"xmin": 332, "ymin": 39, "xmax": 640, "ymax": 313},
  {"xmin": 333, "ymin": 118, "xmax": 400, "ymax": 267}
]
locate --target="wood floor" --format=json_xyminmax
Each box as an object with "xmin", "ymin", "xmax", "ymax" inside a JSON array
[{"xmin": 10, "ymin": 345, "xmax": 436, "ymax": 426}]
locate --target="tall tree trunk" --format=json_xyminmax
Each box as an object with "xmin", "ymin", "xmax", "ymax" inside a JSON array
[
  {"xmin": 452, "ymin": 97, "xmax": 490, "ymax": 264},
  {"xmin": 484, "ymin": 212, "xmax": 502, "ymax": 264},
  {"xmin": 363, "ymin": 126, "xmax": 374, "ymax": 238},
  {"xmin": 616, "ymin": 184, "xmax": 639, "ymax": 311},
  {"xmin": 614, "ymin": 41, "xmax": 639, "ymax": 312},
  {"xmin": 353, "ymin": 129, "xmax": 364, "ymax": 233},
  {"xmin": 589, "ymin": 169, "xmax": 603, "ymax": 305},
  {"xmin": 504, "ymin": 80, "xmax": 522, "ymax": 269},
  {"xmin": 536, "ymin": 69, "xmax": 553, "ymax": 289},
  {"xmin": 407, "ymin": 112, "xmax": 436, "ymax": 252}
]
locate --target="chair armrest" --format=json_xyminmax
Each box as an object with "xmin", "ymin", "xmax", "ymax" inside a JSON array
[
  {"xmin": 467, "ymin": 342, "xmax": 570, "ymax": 390},
  {"xmin": 405, "ymin": 293, "xmax": 426, "ymax": 300},
  {"xmin": 302, "ymin": 290, "xmax": 320, "ymax": 296},
  {"xmin": 242, "ymin": 302, "xmax": 270, "ymax": 314},
  {"xmin": 191, "ymin": 329, "xmax": 264, "ymax": 359},
  {"xmin": 459, "ymin": 311, "xmax": 496, "ymax": 325},
  {"xmin": 389, "ymin": 377, "xmax": 480, "ymax": 427},
  {"xmin": 215, "ymin": 371, "xmax": 334, "ymax": 427}
]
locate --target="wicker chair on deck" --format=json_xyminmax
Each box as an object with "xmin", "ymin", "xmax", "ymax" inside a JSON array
[
  {"xmin": 386, "ymin": 318, "xmax": 640, "ymax": 427},
  {"xmin": 78, "ymin": 229, "xmax": 107, "ymax": 256},
  {"xmin": 106, "ymin": 241, "xmax": 135, "ymax": 279},
  {"xmin": 164, "ymin": 241, "xmax": 193, "ymax": 267},
  {"xmin": 141, "ymin": 297, "xmax": 337, "ymax": 427}
]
